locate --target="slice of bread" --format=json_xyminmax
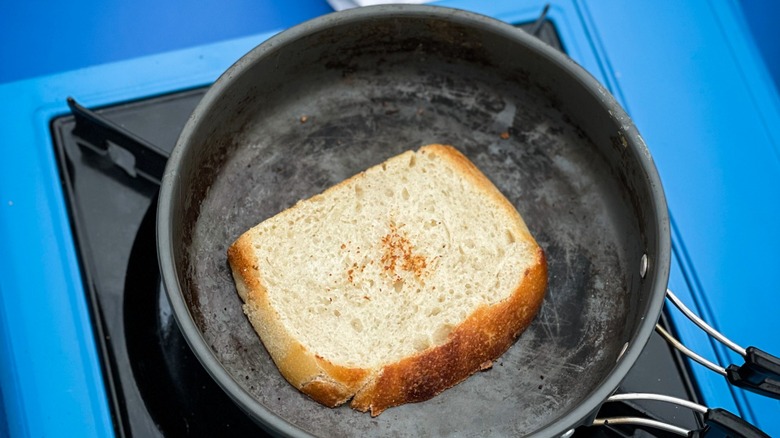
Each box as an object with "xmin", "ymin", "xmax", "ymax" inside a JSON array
[{"xmin": 227, "ymin": 144, "xmax": 547, "ymax": 416}]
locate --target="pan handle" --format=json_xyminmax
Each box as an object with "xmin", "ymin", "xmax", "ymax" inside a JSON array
[
  {"xmin": 592, "ymin": 393, "xmax": 770, "ymax": 437},
  {"xmin": 661, "ymin": 289, "xmax": 780, "ymax": 400}
]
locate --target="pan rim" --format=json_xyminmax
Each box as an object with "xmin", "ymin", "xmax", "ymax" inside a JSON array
[{"xmin": 156, "ymin": 4, "xmax": 671, "ymax": 437}]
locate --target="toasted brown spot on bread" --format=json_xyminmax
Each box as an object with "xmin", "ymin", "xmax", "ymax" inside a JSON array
[{"xmin": 380, "ymin": 223, "xmax": 427, "ymax": 280}]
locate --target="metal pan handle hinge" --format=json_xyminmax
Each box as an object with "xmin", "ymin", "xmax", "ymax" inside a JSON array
[
  {"xmin": 661, "ymin": 289, "xmax": 780, "ymax": 400},
  {"xmin": 592, "ymin": 393, "xmax": 769, "ymax": 437}
]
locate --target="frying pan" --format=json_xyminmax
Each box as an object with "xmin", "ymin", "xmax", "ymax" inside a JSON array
[{"xmin": 157, "ymin": 5, "xmax": 669, "ymax": 436}]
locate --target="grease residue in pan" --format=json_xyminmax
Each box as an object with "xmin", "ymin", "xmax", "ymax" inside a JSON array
[{"xmin": 185, "ymin": 58, "xmax": 637, "ymax": 436}]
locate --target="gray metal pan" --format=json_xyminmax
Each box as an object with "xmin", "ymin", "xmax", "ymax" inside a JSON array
[{"xmin": 157, "ymin": 5, "xmax": 669, "ymax": 436}]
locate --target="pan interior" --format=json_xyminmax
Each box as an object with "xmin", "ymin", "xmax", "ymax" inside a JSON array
[{"xmin": 176, "ymin": 12, "xmax": 653, "ymax": 437}]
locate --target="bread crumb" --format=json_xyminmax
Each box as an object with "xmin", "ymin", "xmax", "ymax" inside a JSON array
[
  {"xmin": 499, "ymin": 131, "xmax": 510, "ymax": 140},
  {"xmin": 300, "ymin": 115, "xmax": 309, "ymax": 123}
]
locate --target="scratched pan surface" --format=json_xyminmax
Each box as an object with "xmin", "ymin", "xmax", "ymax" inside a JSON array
[{"xmin": 157, "ymin": 6, "xmax": 669, "ymax": 437}]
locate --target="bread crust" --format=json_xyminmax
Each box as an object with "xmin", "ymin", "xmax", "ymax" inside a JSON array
[{"xmin": 227, "ymin": 144, "xmax": 547, "ymax": 415}]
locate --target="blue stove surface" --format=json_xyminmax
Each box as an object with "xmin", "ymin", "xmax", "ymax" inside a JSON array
[{"xmin": 1, "ymin": 1, "xmax": 778, "ymax": 436}]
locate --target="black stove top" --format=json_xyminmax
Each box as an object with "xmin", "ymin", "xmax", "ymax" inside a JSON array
[
  {"xmin": 50, "ymin": 21, "xmax": 703, "ymax": 437},
  {"xmin": 53, "ymin": 88, "xmax": 261, "ymax": 436}
]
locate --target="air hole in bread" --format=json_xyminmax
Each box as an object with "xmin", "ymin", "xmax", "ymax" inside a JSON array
[
  {"xmin": 333, "ymin": 309, "xmax": 341, "ymax": 317},
  {"xmin": 432, "ymin": 324, "xmax": 454, "ymax": 344},
  {"xmin": 393, "ymin": 279, "xmax": 404, "ymax": 293},
  {"xmin": 413, "ymin": 335, "xmax": 430, "ymax": 352},
  {"xmin": 384, "ymin": 188, "xmax": 394, "ymax": 198},
  {"xmin": 429, "ymin": 307, "xmax": 441, "ymax": 316},
  {"xmin": 506, "ymin": 230, "xmax": 516, "ymax": 244},
  {"xmin": 408, "ymin": 154, "xmax": 416, "ymax": 168},
  {"xmin": 351, "ymin": 318, "xmax": 363, "ymax": 333},
  {"xmin": 401, "ymin": 187, "xmax": 410, "ymax": 201},
  {"xmin": 355, "ymin": 185, "xmax": 363, "ymax": 198}
]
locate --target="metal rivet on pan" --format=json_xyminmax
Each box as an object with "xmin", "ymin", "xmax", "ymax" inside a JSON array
[
  {"xmin": 560, "ymin": 429, "xmax": 575, "ymax": 438},
  {"xmin": 617, "ymin": 342, "xmax": 629, "ymax": 362},
  {"xmin": 639, "ymin": 254, "xmax": 648, "ymax": 278}
]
